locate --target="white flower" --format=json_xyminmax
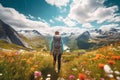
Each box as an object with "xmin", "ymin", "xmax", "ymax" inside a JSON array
[
  {"xmin": 107, "ymin": 74, "xmax": 114, "ymax": 78},
  {"xmin": 72, "ymin": 68, "xmax": 77, "ymax": 71},
  {"xmin": 0, "ymin": 73, "xmax": 2, "ymax": 76},
  {"xmin": 116, "ymin": 76, "xmax": 120, "ymax": 80},
  {"xmin": 104, "ymin": 65, "xmax": 113, "ymax": 74},
  {"xmin": 114, "ymin": 71, "xmax": 120, "ymax": 75},
  {"xmin": 46, "ymin": 78, "xmax": 51, "ymax": 80},
  {"xmin": 47, "ymin": 74, "xmax": 51, "ymax": 77}
]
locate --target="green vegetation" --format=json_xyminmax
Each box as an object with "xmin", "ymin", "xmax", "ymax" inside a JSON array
[
  {"xmin": 0, "ymin": 41, "xmax": 120, "ymax": 80},
  {"xmin": 0, "ymin": 40, "xmax": 27, "ymax": 50}
]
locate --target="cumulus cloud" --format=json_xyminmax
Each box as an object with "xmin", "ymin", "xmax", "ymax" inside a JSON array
[
  {"xmin": 55, "ymin": 16, "xmax": 77, "ymax": 27},
  {"xmin": 55, "ymin": 16, "xmax": 64, "ymax": 21},
  {"xmin": 0, "ymin": 4, "xmax": 49, "ymax": 30},
  {"xmin": 45, "ymin": 0, "xmax": 69, "ymax": 8},
  {"xmin": 91, "ymin": 6, "xmax": 118, "ymax": 23},
  {"xmin": 0, "ymin": 4, "xmax": 85, "ymax": 35},
  {"xmin": 63, "ymin": 17, "xmax": 77, "ymax": 27},
  {"xmin": 68, "ymin": 0, "xmax": 120, "ymax": 24},
  {"xmin": 82, "ymin": 23, "xmax": 94, "ymax": 29},
  {"xmin": 99, "ymin": 24, "xmax": 119, "ymax": 31}
]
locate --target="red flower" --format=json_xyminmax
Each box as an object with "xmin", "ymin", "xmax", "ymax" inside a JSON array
[
  {"xmin": 78, "ymin": 73, "xmax": 87, "ymax": 80},
  {"xmin": 107, "ymin": 60, "xmax": 115, "ymax": 65},
  {"xmin": 98, "ymin": 63, "xmax": 105, "ymax": 69}
]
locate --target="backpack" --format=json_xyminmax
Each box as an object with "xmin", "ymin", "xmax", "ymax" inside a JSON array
[{"xmin": 53, "ymin": 36, "xmax": 61, "ymax": 50}]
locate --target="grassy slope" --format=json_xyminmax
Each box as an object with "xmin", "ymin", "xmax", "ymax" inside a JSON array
[
  {"xmin": 0, "ymin": 40, "xmax": 28, "ymax": 50},
  {"xmin": 61, "ymin": 42, "xmax": 120, "ymax": 79},
  {"xmin": 19, "ymin": 34, "xmax": 49, "ymax": 50},
  {"xmin": 0, "ymin": 42, "xmax": 120, "ymax": 80}
]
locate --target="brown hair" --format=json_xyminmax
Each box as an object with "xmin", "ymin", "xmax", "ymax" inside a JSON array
[{"xmin": 55, "ymin": 31, "xmax": 59, "ymax": 35}]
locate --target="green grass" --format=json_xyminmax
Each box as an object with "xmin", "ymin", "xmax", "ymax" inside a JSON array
[
  {"xmin": 0, "ymin": 40, "xmax": 27, "ymax": 50},
  {"xmin": 0, "ymin": 42, "xmax": 120, "ymax": 80}
]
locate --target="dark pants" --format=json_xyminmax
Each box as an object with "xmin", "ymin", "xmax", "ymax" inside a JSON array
[{"xmin": 53, "ymin": 52, "xmax": 62, "ymax": 72}]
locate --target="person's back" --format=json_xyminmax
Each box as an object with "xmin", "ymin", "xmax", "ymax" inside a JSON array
[
  {"xmin": 50, "ymin": 31, "xmax": 63, "ymax": 73},
  {"xmin": 53, "ymin": 35, "xmax": 62, "ymax": 53}
]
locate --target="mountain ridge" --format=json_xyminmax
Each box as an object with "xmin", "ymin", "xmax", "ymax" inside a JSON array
[{"xmin": 0, "ymin": 19, "xmax": 28, "ymax": 48}]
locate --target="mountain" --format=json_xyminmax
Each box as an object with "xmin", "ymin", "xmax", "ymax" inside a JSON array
[
  {"xmin": 18, "ymin": 30, "xmax": 43, "ymax": 39},
  {"xmin": 77, "ymin": 31, "xmax": 90, "ymax": 41},
  {"xmin": 76, "ymin": 28, "xmax": 120, "ymax": 50},
  {"xmin": 18, "ymin": 30, "xmax": 49, "ymax": 50},
  {"xmin": 0, "ymin": 20, "xmax": 28, "ymax": 47},
  {"xmin": 76, "ymin": 31, "xmax": 93, "ymax": 49}
]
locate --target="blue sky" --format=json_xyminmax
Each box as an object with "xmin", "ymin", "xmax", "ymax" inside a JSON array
[{"xmin": 0, "ymin": 0, "xmax": 120, "ymax": 34}]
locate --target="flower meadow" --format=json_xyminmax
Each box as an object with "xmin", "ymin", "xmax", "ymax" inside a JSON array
[{"xmin": 0, "ymin": 42, "xmax": 120, "ymax": 80}]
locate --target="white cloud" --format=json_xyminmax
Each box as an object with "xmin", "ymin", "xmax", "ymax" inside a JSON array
[
  {"xmin": 68, "ymin": 0, "xmax": 120, "ymax": 24},
  {"xmin": 45, "ymin": 0, "xmax": 69, "ymax": 8},
  {"xmin": 108, "ymin": 16, "xmax": 120, "ymax": 23},
  {"xmin": 91, "ymin": 6, "xmax": 118, "ymax": 23},
  {"xmin": 82, "ymin": 23, "xmax": 94, "ymax": 29},
  {"xmin": 99, "ymin": 24, "xmax": 119, "ymax": 31},
  {"xmin": 0, "ymin": 4, "xmax": 85, "ymax": 35},
  {"xmin": 38, "ymin": 17, "xmax": 41, "ymax": 20},
  {"xmin": 0, "ymin": 4, "xmax": 49, "ymax": 30},
  {"xmin": 49, "ymin": 19, "xmax": 54, "ymax": 23},
  {"xmin": 55, "ymin": 16, "xmax": 77, "ymax": 27},
  {"xmin": 63, "ymin": 17, "xmax": 77, "ymax": 27},
  {"xmin": 28, "ymin": 14, "xmax": 35, "ymax": 19},
  {"xmin": 55, "ymin": 16, "xmax": 64, "ymax": 21}
]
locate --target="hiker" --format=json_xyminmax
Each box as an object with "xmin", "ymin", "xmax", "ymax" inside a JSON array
[{"xmin": 50, "ymin": 31, "xmax": 63, "ymax": 73}]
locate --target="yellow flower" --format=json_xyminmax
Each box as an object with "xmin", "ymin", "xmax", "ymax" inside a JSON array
[
  {"xmin": 30, "ymin": 67, "xmax": 35, "ymax": 71},
  {"xmin": 26, "ymin": 59, "xmax": 32, "ymax": 64},
  {"xmin": 33, "ymin": 65, "xmax": 38, "ymax": 68}
]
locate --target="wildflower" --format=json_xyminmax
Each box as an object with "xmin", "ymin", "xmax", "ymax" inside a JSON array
[
  {"xmin": 34, "ymin": 71, "xmax": 42, "ymax": 78},
  {"xmin": 114, "ymin": 71, "xmax": 120, "ymax": 75},
  {"xmin": 9, "ymin": 58, "xmax": 14, "ymax": 63},
  {"xmin": 30, "ymin": 67, "xmax": 35, "ymax": 71},
  {"xmin": 69, "ymin": 75, "xmax": 75, "ymax": 80},
  {"xmin": 116, "ymin": 76, "xmax": 120, "ymax": 80},
  {"xmin": 107, "ymin": 60, "xmax": 115, "ymax": 65},
  {"xmin": 108, "ymin": 52, "xmax": 114, "ymax": 56},
  {"xmin": 26, "ymin": 59, "xmax": 32, "ymax": 64},
  {"xmin": 98, "ymin": 63, "xmax": 105, "ymax": 69},
  {"xmin": 15, "ymin": 51, "xmax": 20, "ymax": 55},
  {"xmin": 45, "ymin": 74, "xmax": 51, "ymax": 80},
  {"xmin": 107, "ymin": 74, "xmax": 114, "ymax": 78},
  {"xmin": 106, "ymin": 56, "xmax": 110, "ymax": 59},
  {"xmin": 47, "ymin": 74, "xmax": 51, "ymax": 77},
  {"xmin": 78, "ymin": 73, "xmax": 87, "ymax": 80},
  {"xmin": 81, "ymin": 61, "xmax": 87, "ymax": 66},
  {"xmin": 0, "ymin": 73, "xmax": 3, "ymax": 76},
  {"xmin": 7, "ymin": 53, "xmax": 13, "ymax": 57},
  {"xmin": 72, "ymin": 68, "xmax": 78, "ymax": 71},
  {"xmin": 104, "ymin": 65, "xmax": 113, "ymax": 74},
  {"xmin": 111, "ymin": 56, "xmax": 120, "ymax": 60},
  {"xmin": 33, "ymin": 65, "xmax": 38, "ymax": 68},
  {"xmin": 85, "ymin": 70, "xmax": 92, "ymax": 75}
]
